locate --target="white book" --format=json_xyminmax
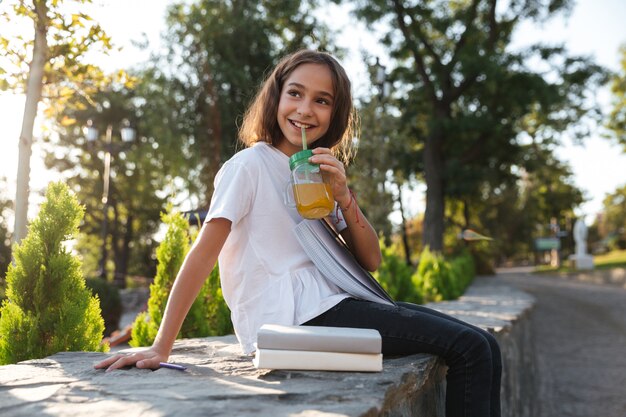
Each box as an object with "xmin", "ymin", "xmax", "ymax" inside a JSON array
[
  {"xmin": 253, "ymin": 348, "xmax": 383, "ymax": 372},
  {"xmin": 294, "ymin": 219, "xmax": 395, "ymax": 306},
  {"xmin": 257, "ymin": 324, "xmax": 382, "ymax": 354}
]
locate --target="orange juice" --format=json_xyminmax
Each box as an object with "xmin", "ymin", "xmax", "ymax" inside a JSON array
[{"xmin": 292, "ymin": 182, "xmax": 334, "ymax": 219}]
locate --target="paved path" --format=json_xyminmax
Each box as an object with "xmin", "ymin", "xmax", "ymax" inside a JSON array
[{"xmin": 499, "ymin": 269, "xmax": 626, "ymax": 417}]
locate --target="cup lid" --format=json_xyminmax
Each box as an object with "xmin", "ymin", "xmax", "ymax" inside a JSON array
[{"xmin": 289, "ymin": 149, "xmax": 313, "ymax": 170}]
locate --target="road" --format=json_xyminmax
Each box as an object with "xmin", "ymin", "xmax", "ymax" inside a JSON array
[{"xmin": 499, "ymin": 269, "xmax": 626, "ymax": 417}]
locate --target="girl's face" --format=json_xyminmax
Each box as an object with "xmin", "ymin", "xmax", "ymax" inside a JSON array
[{"xmin": 276, "ymin": 63, "xmax": 334, "ymax": 157}]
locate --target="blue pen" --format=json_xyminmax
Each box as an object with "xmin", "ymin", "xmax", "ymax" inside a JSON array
[{"xmin": 159, "ymin": 362, "xmax": 187, "ymax": 371}]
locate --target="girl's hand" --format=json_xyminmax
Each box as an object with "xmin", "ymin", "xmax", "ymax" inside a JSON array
[
  {"xmin": 94, "ymin": 348, "xmax": 167, "ymax": 372},
  {"xmin": 310, "ymin": 147, "xmax": 350, "ymax": 208}
]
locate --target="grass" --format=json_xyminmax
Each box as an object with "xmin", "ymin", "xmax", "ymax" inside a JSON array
[
  {"xmin": 534, "ymin": 249, "xmax": 626, "ymax": 274},
  {"xmin": 593, "ymin": 249, "xmax": 626, "ymax": 270}
]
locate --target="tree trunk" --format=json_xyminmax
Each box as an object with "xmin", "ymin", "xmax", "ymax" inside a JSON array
[
  {"xmin": 12, "ymin": 1, "xmax": 48, "ymax": 246},
  {"xmin": 114, "ymin": 212, "xmax": 132, "ymax": 289},
  {"xmin": 396, "ymin": 184, "xmax": 413, "ymax": 266},
  {"xmin": 422, "ymin": 131, "xmax": 445, "ymax": 252},
  {"xmin": 198, "ymin": 59, "xmax": 222, "ymax": 208}
]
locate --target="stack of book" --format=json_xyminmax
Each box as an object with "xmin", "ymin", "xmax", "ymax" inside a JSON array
[{"xmin": 253, "ymin": 324, "xmax": 383, "ymax": 372}]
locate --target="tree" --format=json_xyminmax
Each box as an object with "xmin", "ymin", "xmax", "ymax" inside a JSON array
[
  {"xmin": 45, "ymin": 87, "xmax": 165, "ymax": 285},
  {"xmin": 596, "ymin": 185, "xmax": 626, "ymax": 250},
  {"xmin": 470, "ymin": 145, "xmax": 584, "ymax": 264},
  {"xmin": 0, "ymin": 178, "xmax": 12, "ymax": 294},
  {"xmin": 348, "ymin": 0, "xmax": 605, "ymax": 251},
  {"xmin": 144, "ymin": 0, "xmax": 339, "ymax": 208},
  {"xmin": 0, "ymin": 0, "xmax": 115, "ymax": 246},
  {"xmin": 608, "ymin": 45, "xmax": 626, "ymax": 149},
  {"xmin": 130, "ymin": 208, "xmax": 232, "ymax": 347},
  {"xmin": 0, "ymin": 182, "xmax": 106, "ymax": 365}
]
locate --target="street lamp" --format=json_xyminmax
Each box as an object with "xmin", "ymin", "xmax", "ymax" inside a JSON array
[
  {"xmin": 373, "ymin": 57, "xmax": 390, "ymax": 101},
  {"xmin": 84, "ymin": 119, "xmax": 136, "ymax": 286}
]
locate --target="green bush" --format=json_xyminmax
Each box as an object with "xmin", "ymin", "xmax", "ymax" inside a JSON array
[
  {"xmin": 412, "ymin": 247, "xmax": 475, "ymax": 302},
  {"xmin": 85, "ymin": 277, "xmax": 121, "ymax": 337},
  {"xmin": 130, "ymin": 209, "xmax": 232, "ymax": 347},
  {"xmin": 373, "ymin": 239, "xmax": 422, "ymax": 304},
  {"xmin": 450, "ymin": 250, "xmax": 476, "ymax": 291},
  {"xmin": 0, "ymin": 182, "xmax": 107, "ymax": 365}
]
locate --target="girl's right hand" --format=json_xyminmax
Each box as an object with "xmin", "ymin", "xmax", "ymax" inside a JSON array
[{"xmin": 94, "ymin": 348, "xmax": 167, "ymax": 372}]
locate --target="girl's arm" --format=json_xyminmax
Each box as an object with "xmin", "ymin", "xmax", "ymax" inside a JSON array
[
  {"xmin": 94, "ymin": 217, "xmax": 232, "ymax": 371},
  {"xmin": 311, "ymin": 148, "xmax": 382, "ymax": 272},
  {"xmin": 335, "ymin": 189, "xmax": 381, "ymax": 272}
]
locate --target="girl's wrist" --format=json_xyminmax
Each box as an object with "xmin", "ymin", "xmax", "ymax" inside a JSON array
[{"xmin": 339, "ymin": 189, "xmax": 355, "ymax": 211}]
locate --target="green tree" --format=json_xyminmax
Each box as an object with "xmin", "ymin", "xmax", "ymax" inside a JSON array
[
  {"xmin": 348, "ymin": 0, "xmax": 605, "ymax": 251},
  {"xmin": 597, "ymin": 185, "xmax": 626, "ymax": 250},
  {"xmin": 45, "ymin": 87, "xmax": 165, "ymax": 286},
  {"xmin": 0, "ymin": 182, "xmax": 106, "ymax": 365},
  {"xmin": 0, "ymin": 0, "xmax": 117, "ymax": 246},
  {"xmin": 130, "ymin": 209, "xmax": 232, "ymax": 347},
  {"xmin": 0, "ymin": 178, "xmax": 12, "ymax": 286},
  {"xmin": 466, "ymin": 145, "xmax": 583, "ymax": 264},
  {"xmin": 608, "ymin": 45, "xmax": 626, "ymax": 149},
  {"xmin": 141, "ymin": 0, "xmax": 339, "ymax": 208}
]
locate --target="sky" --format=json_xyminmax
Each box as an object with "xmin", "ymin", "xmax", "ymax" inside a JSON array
[{"xmin": 1, "ymin": 0, "xmax": 625, "ymax": 227}]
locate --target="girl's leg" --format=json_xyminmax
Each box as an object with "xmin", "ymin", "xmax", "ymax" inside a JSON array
[
  {"xmin": 304, "ymin": 298, "xmax": 501, "ymax": 417},
  {"xmin": 395, "ymin": 301, "xmax": 502, "ymax": 417}
]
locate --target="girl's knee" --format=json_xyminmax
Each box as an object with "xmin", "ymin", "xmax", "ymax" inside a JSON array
[{"xmin": 460, "ymin": 328, "xmax": 495, "ymax": 364}]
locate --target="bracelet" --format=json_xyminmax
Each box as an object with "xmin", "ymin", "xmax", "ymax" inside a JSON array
[
  {"xmin": 336, "ymin": 189, "xmax": 365, "ymax": 228},
  {"xmin": 340, "ymin": 189, "xmax": 355, "ymax": 212}
]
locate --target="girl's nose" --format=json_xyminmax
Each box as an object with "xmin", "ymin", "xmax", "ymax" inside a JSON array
[{"xmin": 296, "ymin": 100, "xmax": 313, "ymax": 117}]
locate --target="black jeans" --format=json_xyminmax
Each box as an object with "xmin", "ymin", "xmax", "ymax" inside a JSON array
[{"xmin": 304, "ymin": 298, "xmax": 502, "ymax": 417}]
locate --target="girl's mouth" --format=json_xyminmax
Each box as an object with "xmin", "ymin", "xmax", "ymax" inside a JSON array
[{"xmin": 290, "ymin": 120, "xmax": 314, "ymax": 129}]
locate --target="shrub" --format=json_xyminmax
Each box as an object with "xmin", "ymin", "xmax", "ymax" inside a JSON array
[
  {"xmin": 373, "ymin": 239, "xmax": 422, "ymax": 304},
  {"xmin": 85, "ymin": 277, "xmax": 121, "ymax": 337},
  {"xmin": 130, "ymin": 209, "xmax": 232, "ymax": 347},
  {"xmin": 0, "ymin": 182, "xmax": 107, "ymax": 365},
  {"xmin": 412, "ymin": 247, "xmax": 475, "ymax": 302},
  {"xmin": 450, "ymin": 249, "xmax": 476, "ymax": 291}
]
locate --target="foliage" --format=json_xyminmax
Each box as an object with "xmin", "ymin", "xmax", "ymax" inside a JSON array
[
  {"xmin": 136, "ymin": 0, "xmax": 340, "ymax": 208},
  {"xmin": 412, "ymin": 247, "xmax": 475, "ymax": 303},
  {"xmin": 0, "ymin": 0, "xmax": 126, "ymax": 118},
  {"xmin": 348, "ymin": 0, "xmax": 607, "ymax": 252},
  {"xmin": 595, "ymin": 184, "xmax": 626, "ymax": 251},
  {"xmin": 373, "ymin": 241, "xmax": 474, "ymax": 303},
  {"xmin": 46, "ymin": 88, "xmax": 165, "ymax": 284},
  {"xmin": 85, "ymin": 277, "xmax": 121, "ymax": 337},
  {"xmin": 130, "ymin": 208, "xmax": 232, "ymax": 347},
  {"xmin": 0, "ymin": 182, "xmax": 107, "ymax": 365},
  {"xmin": 608, "ymin": 45, "xmax": 626, "ymax": 149},
  {"xmin": 0, "ymin": 178, "xmax": 12, "ymax": 288},
  {"xmin": 1, "ymin": 0, "xmax": 128, "ymax": 244},
  {"xmin": 349, "ymin": 97, "xmax": 396, "ymax": 241},
  {"xmin": 373, "ymin": 239, "xmax": 422, "ymax": 304},
  {"xmin": 444, "ymin": 144, "xmax": 583, "ymax": 266}
]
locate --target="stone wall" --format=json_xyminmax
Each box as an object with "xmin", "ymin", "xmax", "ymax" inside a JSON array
[{"xmin": 0, "ymin": 276, "xmax": 535, "ymax": 417}]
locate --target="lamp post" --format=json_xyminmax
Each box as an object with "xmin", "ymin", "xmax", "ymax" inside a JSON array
[
  {"xmin": 84, "ymin": 119, "xmax": 136, "ymax": 284},
  {"xmin": 374, "ymin": 57, "xmax": 390, "ymax": 102}
]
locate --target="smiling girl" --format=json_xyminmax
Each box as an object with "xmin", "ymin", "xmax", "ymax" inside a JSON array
[{"xmin": 95, "ymin": 50, "xmax": 501, "ymax": 417}]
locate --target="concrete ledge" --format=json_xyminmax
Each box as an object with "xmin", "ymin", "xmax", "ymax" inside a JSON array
[{"xmin": 0, "ymin": 276, "xmax": 535, "ymax": 417}]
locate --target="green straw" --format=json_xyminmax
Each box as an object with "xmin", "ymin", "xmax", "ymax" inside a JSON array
[{"xmin": 301, "ymin": 126, "xmax": 307, "ymax": 150}]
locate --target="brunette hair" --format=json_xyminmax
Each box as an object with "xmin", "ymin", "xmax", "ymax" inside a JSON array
[{"xmin": 239, "ymin": 50, "xmax": 358, "ymax": 164}]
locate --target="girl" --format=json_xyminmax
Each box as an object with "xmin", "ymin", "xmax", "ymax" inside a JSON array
[{"xmin": 95, "ymin": 50, "xmax": 502, "ymax": 417}]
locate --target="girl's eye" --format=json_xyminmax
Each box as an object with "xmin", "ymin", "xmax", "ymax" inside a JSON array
[
  {"xmin": 287, "ymin": 90, "xmax": 301, "ymax": 97},
  {"xmin": 316, "ymin": 98, "xmax": 331, "ymax": 105}
]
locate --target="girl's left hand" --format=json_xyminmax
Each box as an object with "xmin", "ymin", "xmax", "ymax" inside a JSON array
[{"xmin": 310, "ymin": 147, "xmax": 350, "ymax": 208}]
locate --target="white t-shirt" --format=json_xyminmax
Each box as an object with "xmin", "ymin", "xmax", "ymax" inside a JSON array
[{"xmin": 206, "ymin": 142, "xmax": 350, "ymax": 354}]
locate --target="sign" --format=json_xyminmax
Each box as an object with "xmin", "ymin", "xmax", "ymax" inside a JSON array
[{"xmin": 535, "ymin": 237, "xmax": 561, "ymax": 251}]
